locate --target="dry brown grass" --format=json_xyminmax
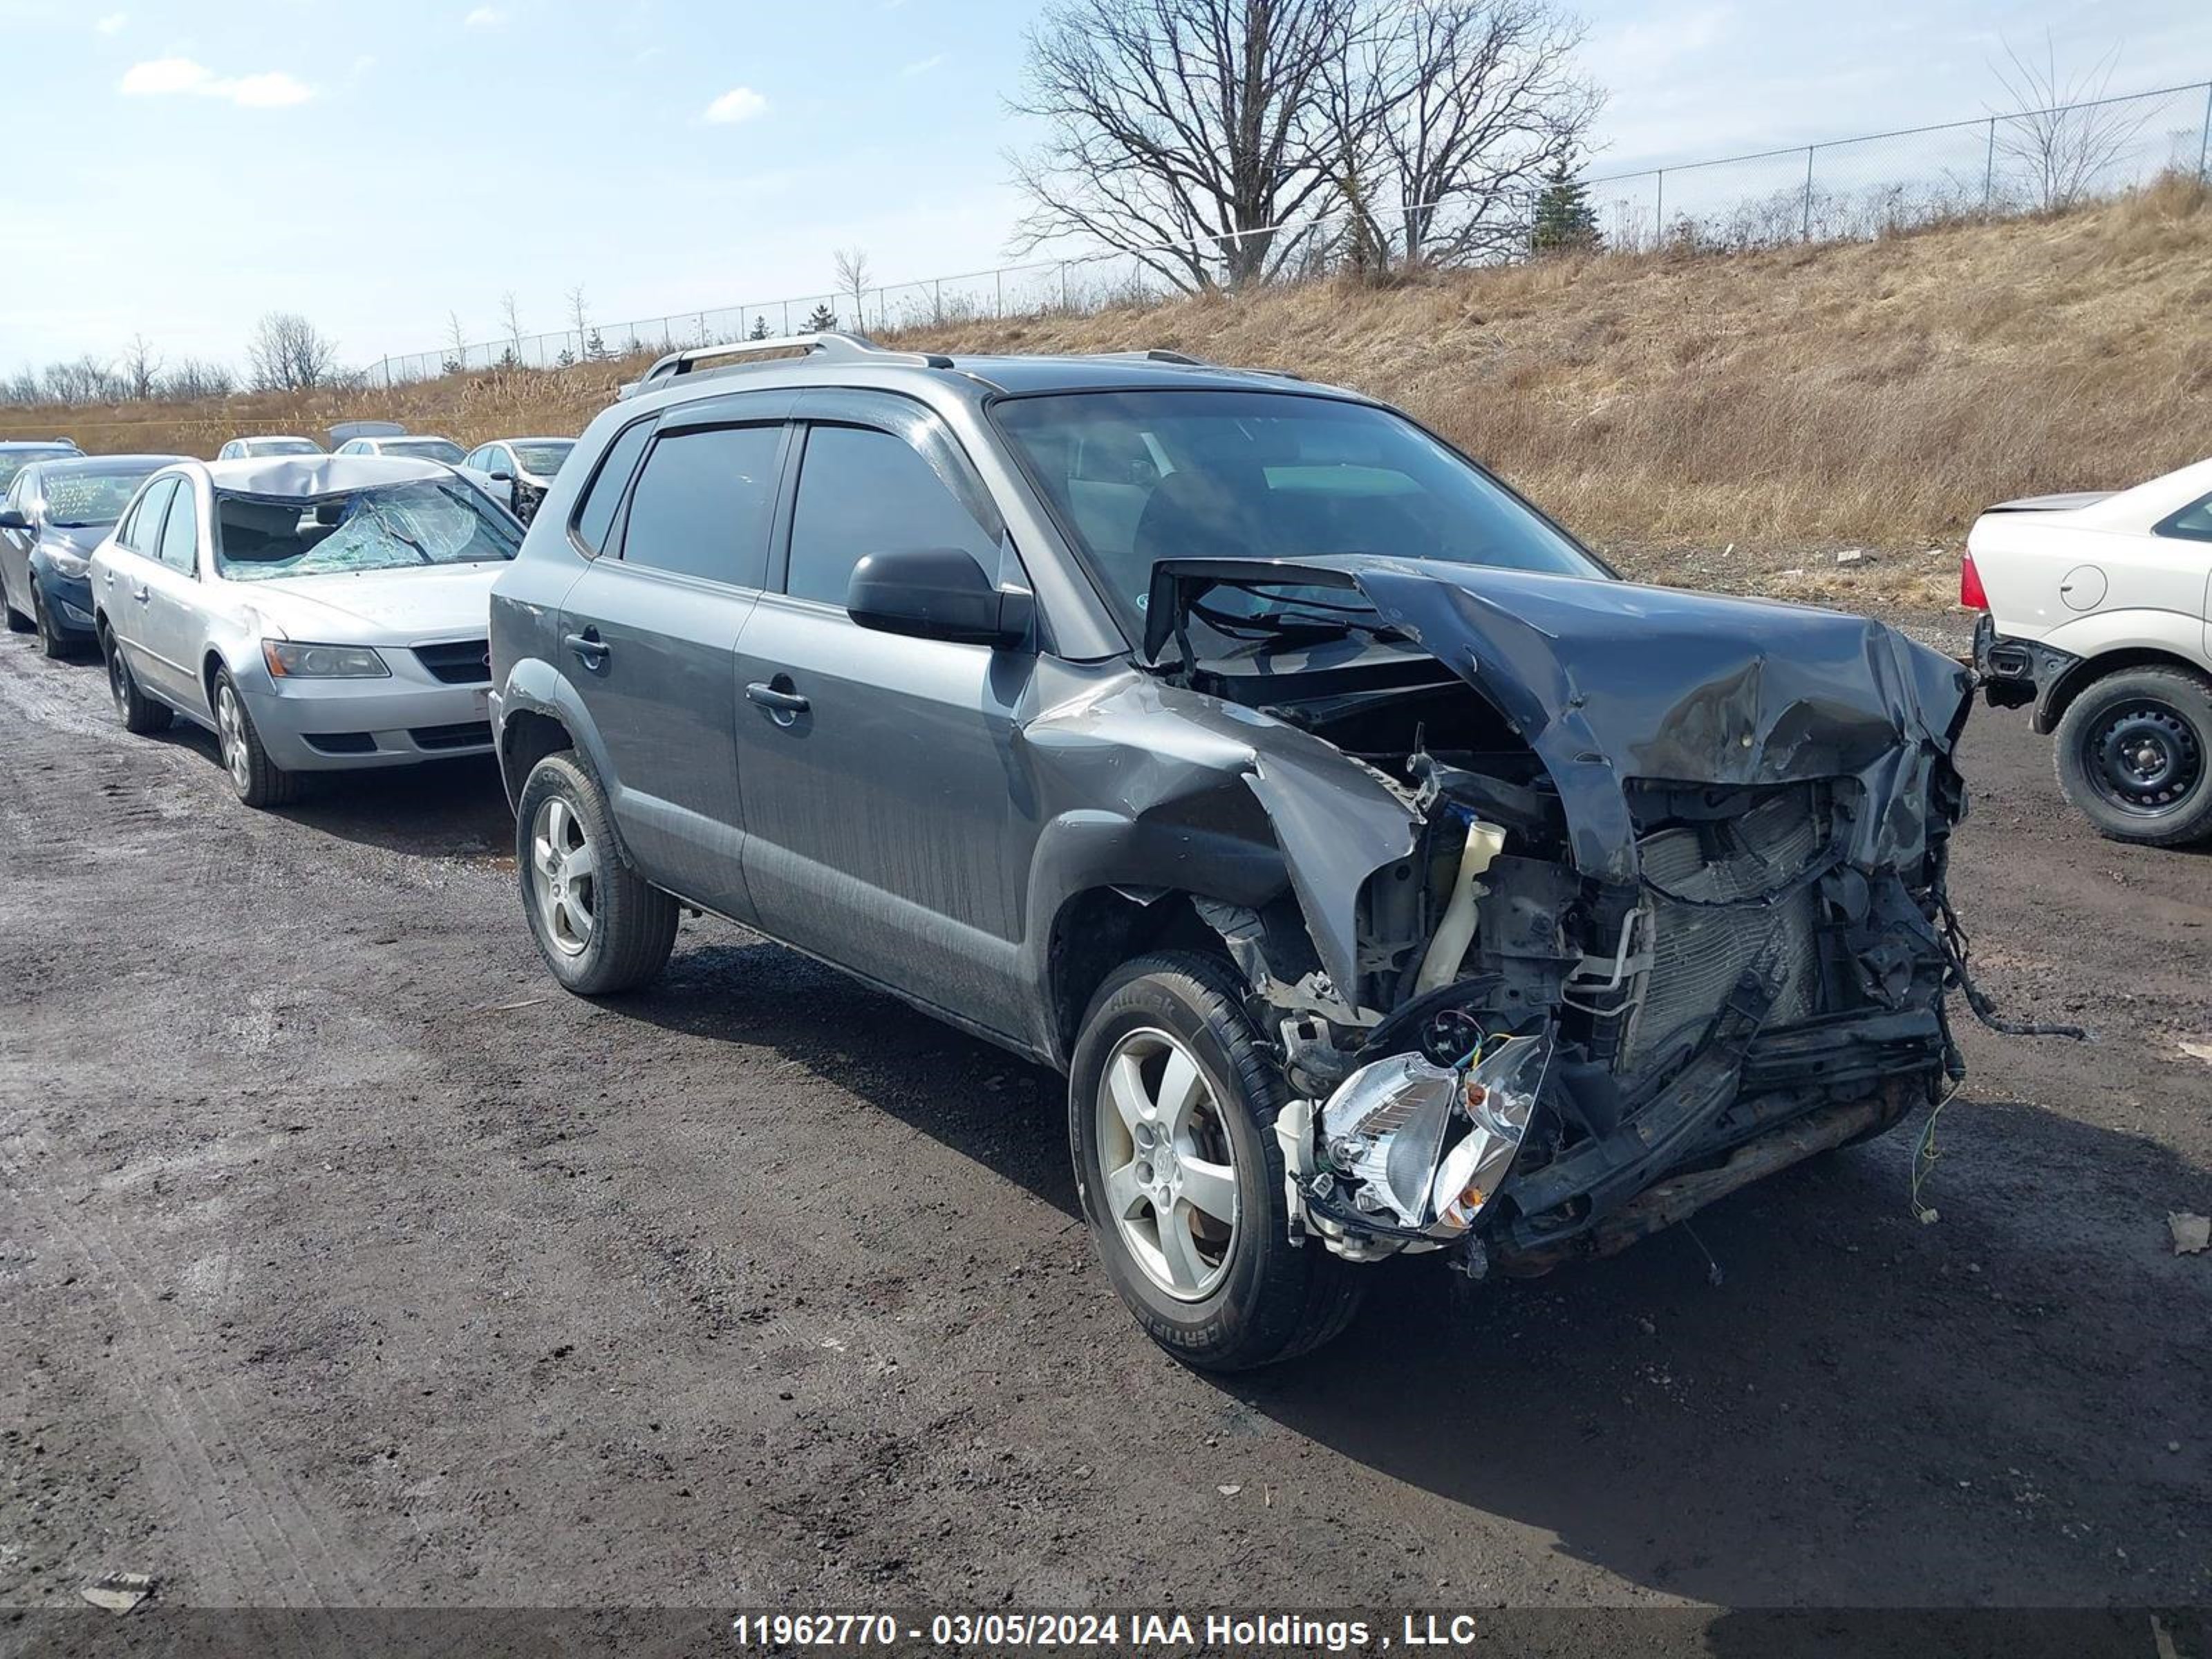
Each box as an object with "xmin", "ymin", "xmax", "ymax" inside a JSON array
[{"xmin": 8, "ymin": 175, "xmax": 2206, "ymax": 606}]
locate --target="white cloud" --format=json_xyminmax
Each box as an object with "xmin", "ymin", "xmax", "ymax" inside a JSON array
[
  {"xmin": 702, "ymin": 85, "xmax": 768, "ymax": 124},
  {"xmin": 900, "ymin": 53, "xmax": 946, "ymax": 77},
  {"xmin": 464, "ymin": 6, "xmax": 506, "ymax": 27},
  {"xmin": 118, "ymin": 57, "xmax": 315, "ymax": 108},
  {"xmin": 96, "ymin": 12, "xmax": 126, "ymax": 34}
]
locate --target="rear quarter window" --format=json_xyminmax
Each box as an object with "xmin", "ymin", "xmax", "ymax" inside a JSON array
[{"xmin": 570, "ymin": 420, "xmax": 655, "ymax": 556}]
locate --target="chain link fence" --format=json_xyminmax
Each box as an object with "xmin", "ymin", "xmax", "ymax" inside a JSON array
[{"xmin": 376, "ymin": 79, "xmax": 2212, "ymax": 386}]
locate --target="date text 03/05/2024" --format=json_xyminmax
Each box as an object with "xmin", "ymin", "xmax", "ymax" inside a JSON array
[{"xmin": 729, "ymin": 1612, "xmax": 1486, "ymax": 1650}]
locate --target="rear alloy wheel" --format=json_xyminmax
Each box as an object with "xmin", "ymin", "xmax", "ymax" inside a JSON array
[
  {"xmin": 515, "ymin": 751, "xmax": 677, "ymax": 995},
  {"xmin": 102, "ymin": 628, "xmax": 174, "ymax": 735},
  {"xmin": 2054, "ymin": 667, "xmax": 2212, "ymax": 847},
  {"xmin": 214, "ymin": 669, "xmax": 299, "ymax": 809},
  {"xmin": 1070, "ymin": 951, "xmax": 1363, "ymax": 1371}
]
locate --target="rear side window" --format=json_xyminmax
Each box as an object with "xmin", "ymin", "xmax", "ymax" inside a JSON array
[
  {"xmin": 785, "ymin": 424, "xmax": 999, "ymax": 606},
  {"xmin": 156, "ymin": 485, "xmax": 199, "ymax": 573},
  {"xmin": 2155, "ymin": 493, "xmax": 2212, "ymax": 544},
  {"xmin": 570, "ymin": 420, "xmax": 655, "ymax": 556},
  {"xmin": 120, "ymin": 478, "xmax": 176, "ymax": 554},
  {"xmin": 617, "ymin": 424, "xmax": 781, "ymax": 588}
]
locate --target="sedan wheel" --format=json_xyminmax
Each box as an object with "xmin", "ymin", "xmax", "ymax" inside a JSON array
[
  {"xmin": 529, "ymin": 796, "xmax": 599, "ymax": 957},
  {"xmin": 2054, "ymin": 667, "xmax": 2212, "ymax": 847},
  {"xmin": 216, "ymin": 682, "xmax": 254, "ymax": 795},
  {"xmin": 1094, "ymin": 1026, "xmax": 1241, "ymax": 1301}
]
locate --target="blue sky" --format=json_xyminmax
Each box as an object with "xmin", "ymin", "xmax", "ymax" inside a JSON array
[{"xmin": 1, "ymin": 0, "xmax": 2207, "ymax": 371}]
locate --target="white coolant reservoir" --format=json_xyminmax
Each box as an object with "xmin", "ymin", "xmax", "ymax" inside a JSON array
[{"xmin": 1413, "ymin": 818, "xmax": 1508, "ymax": 995}]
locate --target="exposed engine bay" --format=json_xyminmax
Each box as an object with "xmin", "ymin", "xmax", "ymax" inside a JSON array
[{"xmin": 1128, "ymin": 555, "xmax": 2045, "ymax": 1277}]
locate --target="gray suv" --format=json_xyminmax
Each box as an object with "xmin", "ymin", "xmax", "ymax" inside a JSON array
[{"xmin": 488, "ymin": 332, "xmax": 1987, "ymax": 1369}]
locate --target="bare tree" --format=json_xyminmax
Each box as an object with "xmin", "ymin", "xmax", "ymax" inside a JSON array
[
  {"xmin": 567, "ymin": 285, "xmax": 592, "ymax": 357},
  {"xmin": 445, "ymin": 310, "xmax": 470, "ymax": 370},
  {"xmin": 1008, "ymin": 0, "xmax": 1360, "ymax": 290},
  {"xmin": 833, "ymin": 249, "xmax": 873, "ymax": 330},
  {"xmin": 41, "ymin": 355, "xmax": 120, "ymax": 404},
  {"xmin": 122, "ymin": 333, "xmax": 164, "ymax": 401},
  {"xmin": 500, "ymin": 290, "xmax": 525, "ymax": 356},
  {"xmin": 1329, "ymin": 0, "xmax": 1600, "ymax": 268},
  {"xmin": 1989, "ymin": 33, "xmax": 2151, "ymax": 211},
  {"xmin": 246, "ymin": 312, "xmax": 338, "ymax": 392},
  {"xmin": 162, "ymin": 358, "xmax": 235, "ymax": 400}
]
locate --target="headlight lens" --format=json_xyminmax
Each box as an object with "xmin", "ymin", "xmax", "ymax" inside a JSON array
[
  {"xmin": 46, "ymin": 550, "xmax": 90, "ymax": 578},
  {"xmin": 261, "ymin": 640, "xmax": 390, "ymax": 679}
]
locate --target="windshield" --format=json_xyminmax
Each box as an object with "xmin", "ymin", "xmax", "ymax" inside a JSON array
[
  {"xmin": 214, "ymin": 478, "xmax": 523, "ymax": 581},
  {"xmin": 993, "ymin": 390, "xmax": 1603, "ymax": 634},
  {"xmin": 40, "ymin": 465, "xmax": 163, "ymax": 527},
  {"xmin": 247, "ymin": 438, "xmax": 321, "ymax": 456},
  {"xmin": 382, "ymin": 438, "xmax": 466, "ymax": 464},
  {"xmin": 0, "ymin": 447, "xmax": 77, "ymax": 490},
  {"xmin": 512, "ymin": 441, "xmax": 574, "ymax": 476}
]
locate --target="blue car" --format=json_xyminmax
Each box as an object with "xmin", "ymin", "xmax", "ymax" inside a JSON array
[{"xmin": 0, "ymin": 453, "xmax": 185, "ymax": 657}]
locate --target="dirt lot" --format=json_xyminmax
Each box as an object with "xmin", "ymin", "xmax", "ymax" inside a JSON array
[{"xmin": 2, "ymin": 610, "xmax": 2208, "ymax": 1636}]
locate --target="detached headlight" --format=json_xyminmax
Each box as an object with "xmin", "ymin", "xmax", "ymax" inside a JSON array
[
  {"xmin": 262, "ymin": 640, "xmax": 390, "ymax": 679},
  {"xmin": 46, "ymin": 550, "xmax": 90, "ymax": 579}
]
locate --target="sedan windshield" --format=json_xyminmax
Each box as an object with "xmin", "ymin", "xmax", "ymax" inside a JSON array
[
  {"xmin": 214, "ymin": 479, "xmax": 522, "ymax": 582},
  {"xmin": 41, "ymin": 466, "xmax": 162, "ymax": 527},
  {"xmin": 247, "ymin": 438, "xmax": 321, "ymax": 456},
  {"xmin": 0, "ymin": 447, "xmax": 77, "ymax": 490},
  {"xmin": 993, "ymin": 390, "xmax": 1603, "ymax": 633},
  {"xmin": 512, "ymin": 441, "xmax": 574, "ymax": 476},
  {"xmin": 382, "ymin": 438, "xmax": 467, "ymax": 465}
]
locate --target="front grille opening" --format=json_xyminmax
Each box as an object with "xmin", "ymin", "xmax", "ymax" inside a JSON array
[
  {"xmin": 410, "ymin": 721, "xmax": 492, "ymax": 752},
  {"xmin": 412, "ymin": 639, "xmax": 491, "ymax": 684},
  {"xmin": 303, "ymin": 731, "xmax": 377, "ymax": 756}
]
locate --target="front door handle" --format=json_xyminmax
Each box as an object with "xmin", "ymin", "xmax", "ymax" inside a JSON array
[
  {"xmin": 564, "ymin": 630, "xmax": 610, "ymax": 668},
  {"xmin": 745, "ymin": 681, "xmax": 809, "ymax": 718}
]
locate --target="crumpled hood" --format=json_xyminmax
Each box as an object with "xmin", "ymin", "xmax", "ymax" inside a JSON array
[
  {"xmin": 245, "ymin": 562, "xmax": 503, "ymax": 641},
  {"xmin": 1349, "ymin": 560, "xmax": 1974, "ymax": 883}
]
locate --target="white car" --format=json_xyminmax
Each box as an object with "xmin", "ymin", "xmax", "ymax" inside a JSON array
[
  {"xmin": 88, "ymin": 455, "xmax": 521, "ymax": 807},
  {"xmin": 216, "ymin": 435, "xmax": 324, "ymax": 460},
  {"xmin": 1967, "ymin": 456, "xmax": 2212, "ymax": 845},
  {"xmin": 458, "ymin": 435, "xmax": 574, "ymax": 525},
  {"xmin": 333, "ymin": 433, "xmax": 468, "ymax": 467}
]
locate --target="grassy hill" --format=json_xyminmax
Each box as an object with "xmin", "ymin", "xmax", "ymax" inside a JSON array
[{"xmin": 10, "ymin": 174, "xmax": 2207, "ymax": 610}]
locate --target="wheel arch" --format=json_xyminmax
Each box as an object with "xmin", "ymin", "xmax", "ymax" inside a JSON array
[{"xmin": 2038, "ymin": 648, "xmax": 2212, "ymax": 733}]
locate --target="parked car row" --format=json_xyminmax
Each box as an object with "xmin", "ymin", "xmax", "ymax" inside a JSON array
[{"xmin": 6, "ymin": 332, "xmax": 2180, "ymax": 1368}]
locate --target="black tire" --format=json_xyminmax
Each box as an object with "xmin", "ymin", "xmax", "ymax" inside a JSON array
[
  {"xmin": 32, "ymin": 587, "xmax": 75, "ymax": 659},
  {"xmin": 1, "ymin": 568, "xmax": 30, "ymax": 632},
  {"xmin": 514, "ymin": 751, "xmax": 677, "ymax": 995},
  {"xmin": 2053, "ymin": 666, "xmax": 2212, "ymax": 847},
  {"xmin": 212, "ymin": 668, "xmax": 299, "ymax": 809},
  {"xmin": 1069, "ymin": 950, "xmax": 1363, "ymax": 1371},
  {"xmin": 101, "ymin": 625, "xmax": 173, "ymax": 735}
]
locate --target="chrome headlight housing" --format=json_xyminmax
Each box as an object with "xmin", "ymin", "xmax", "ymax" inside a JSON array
[{"xmin": 261, "ymin": 640, "xmax": 390, "ymax": 679}]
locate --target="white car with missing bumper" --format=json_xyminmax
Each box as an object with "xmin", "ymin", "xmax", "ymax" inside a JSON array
[
  {"xmin": 1967, "ymin": 456, "xmax": 2212, "ymax": 845},
  {"xmin": 88, "ymin": 455, "xmax": 521, "ymax": 807}
]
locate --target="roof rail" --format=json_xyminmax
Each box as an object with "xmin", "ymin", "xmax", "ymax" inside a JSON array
[
  {"xmin": 626, "ymin": 330, "xmax": 953, "ymax": 397},
  {"xmin": 1083, "ymin": 348, "xmax": 1215, "ymax": 366}
]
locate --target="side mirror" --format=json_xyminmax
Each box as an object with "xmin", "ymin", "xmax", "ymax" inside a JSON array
[
  {"xmin": 488, "ymin": 470, "xmax": 514, "ymax": 482},
  {"xmin": 0, "ymin": 509, "xmax": 29, "ymax": 532},
  {"xmin": 846, "ymin": 547, "xmax": 1030, "ymax": 648}
]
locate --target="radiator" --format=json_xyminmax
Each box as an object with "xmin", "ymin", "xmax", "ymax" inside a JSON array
[{"xmin": 1620, "ymin": 791, "xmax": 1826, "ymax": 1076}]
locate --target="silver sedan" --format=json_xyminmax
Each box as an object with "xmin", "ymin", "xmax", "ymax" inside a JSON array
[{"xmin": 88, "ymin": 455, "xmax": 521, "ymax": 807}]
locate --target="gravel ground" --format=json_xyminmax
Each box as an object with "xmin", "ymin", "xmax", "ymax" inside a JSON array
[{"xmin": 2, "ymin": 612, "xmax": 2208, "ymax": 1638}]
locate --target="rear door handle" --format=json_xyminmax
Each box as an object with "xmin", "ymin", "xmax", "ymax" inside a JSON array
[
  {"xmin": 745, "ymin": 681, "xmax": 809, "ymax": 715},
  {"xmin": 564, "ymin": 630, "xmax": 610, "ymax": 667},
  {"xmin": 131, "ymin": 585, "xmax": 151, "ymax": 603}
]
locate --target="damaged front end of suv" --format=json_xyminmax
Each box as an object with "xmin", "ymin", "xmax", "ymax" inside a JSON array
[{"xmin": 1123, "ymin": 556, "xmax": 1980, "ymax": 1282}]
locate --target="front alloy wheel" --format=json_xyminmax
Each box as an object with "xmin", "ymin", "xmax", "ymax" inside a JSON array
[{"xmin": 1094, "ymin": 1027, "xmax": 1240, "ymax": 1300}]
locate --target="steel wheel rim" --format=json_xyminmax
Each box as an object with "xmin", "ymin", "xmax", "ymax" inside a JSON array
[
  {"xmin": 2087, "ymin": 702, "xmax": 2202, "ymax": 815},
  {"xmin": 216, "ymin": 684, "xmax": 252, "ymax": 792},
  {"xmin": 1094, "ymin": 1026, "xmax": 1239, "ymax": 1302},
  {"xmin": 529, "ymin": 796, "xmax": 598, "ymax": 957}
]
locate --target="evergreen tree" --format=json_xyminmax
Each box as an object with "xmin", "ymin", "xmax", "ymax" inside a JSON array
[
  {"xmin": 1531, "ymin": 158, "xmax": 1600, "ymax": 254},
  {"xmin": 585, "ymin": 330, "xmax": 610, "ymax": 361},
  {"xmin": 804, "ymin": 303, "xmax": 837, "ymax": 332},
  {"xmin": 749, "ymin": 315, "xmax": 771, "ymax": 340}
]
